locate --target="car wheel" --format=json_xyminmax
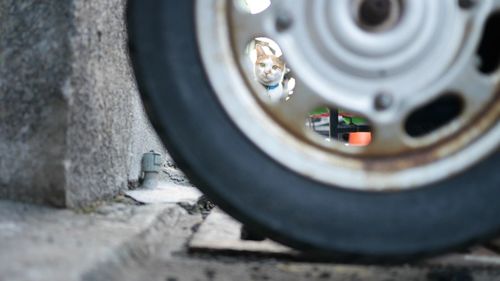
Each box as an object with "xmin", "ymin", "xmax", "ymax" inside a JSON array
[{"xmin": 127, "ymin": 0, "xmax": 500, "ymax": 262}]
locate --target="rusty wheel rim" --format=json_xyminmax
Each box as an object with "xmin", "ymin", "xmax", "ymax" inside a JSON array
[{"xmin": 196, "ymin": 0, "xmax": 500, "ymax": 191}]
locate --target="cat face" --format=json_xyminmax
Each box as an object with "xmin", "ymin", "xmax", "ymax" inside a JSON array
[{"xmin": 254, "ymin": 45, "xmax": 285, "ymax": 86}]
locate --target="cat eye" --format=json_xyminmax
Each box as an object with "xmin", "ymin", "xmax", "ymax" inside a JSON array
[
  {"xmin": 260, "ymin": 63, "xmax": 266, "ymax": 67},
  {"xmin": 272, "ymin": 65, "xmax": 279, "ymax": 70}
]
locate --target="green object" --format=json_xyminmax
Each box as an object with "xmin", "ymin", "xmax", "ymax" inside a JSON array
[
  {"xmin": 349, "ymin": 117, "xmax": 368, "ymax": 125},
  {"xmin": 309, "ymin": 107, "xmax": 329, "ymax": 115},
  {"xmin": 308, "ymin": 108, "xmax": 368, "ymax": 125}
]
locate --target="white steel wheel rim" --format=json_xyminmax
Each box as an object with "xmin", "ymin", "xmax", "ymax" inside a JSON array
[{"xmin": 195, "ymin": 0, "xmax": 500, "ymax": 191}]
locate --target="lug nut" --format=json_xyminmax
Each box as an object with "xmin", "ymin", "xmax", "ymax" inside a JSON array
[
  {"xmin": 374, "ymin": 92, "xmax": 393, "ymax": 111},
  {"xmin": 276, "ymin": 11, "xmax": 293, "ymax": 32},
  {"xmin": 458, "ymin": 0, "xmax": 476, "ymax": 9}
]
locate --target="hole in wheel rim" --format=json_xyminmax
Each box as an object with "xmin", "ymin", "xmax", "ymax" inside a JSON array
[
  {"xmin": 405, "ymin": 94, "xmax": 464, "ymax": 138},
  {"xmin": 307, "ymin": 107, "xmax": 372, "ymax": 147},
  {"xmin": 477, "ymin": 11, "xmax": 500, "ymax": 75}
]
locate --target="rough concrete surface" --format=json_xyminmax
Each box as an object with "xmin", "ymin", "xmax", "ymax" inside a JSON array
[
  {"xmin": 0, "ymin": 0, "xmax": 175, "ymax": 207},
  {"xmin": 64, "ymin": 0, "xmax": 167, "ymax": 207},
  {"xmin": 0, "ymin": 0, "xmax": 73, "ymax": 206},
  {"xmin": 0, "ymin": 198, "xmax": 202, "ymax": 281},
  {"xmin": 2, "ymin": 198, "xmax": 499, "ymax": 281}
]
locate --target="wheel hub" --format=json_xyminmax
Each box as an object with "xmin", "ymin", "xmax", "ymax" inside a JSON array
[{"xmin": 282, "ymin": 0, "xmax": 464, "ymax": 106}]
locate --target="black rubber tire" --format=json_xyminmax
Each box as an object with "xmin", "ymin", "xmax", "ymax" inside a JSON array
[{"xmin": 127, "ymin": 0, "xmax": 500, "ymax": 263}]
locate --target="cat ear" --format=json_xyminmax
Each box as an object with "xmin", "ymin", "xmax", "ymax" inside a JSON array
[{"xmin": 255, "ymin": 45, "xmax": 266, "ymax": 58}]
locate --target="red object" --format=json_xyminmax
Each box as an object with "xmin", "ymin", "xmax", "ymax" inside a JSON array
[{"xmin": 349, "ymin": 132, "xmax": 371, "ymax": 146}]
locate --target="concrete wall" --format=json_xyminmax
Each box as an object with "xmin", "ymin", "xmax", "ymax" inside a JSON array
[{"xmin": 0, "ymin": 0, "xmax": 167, "ymax": 207}]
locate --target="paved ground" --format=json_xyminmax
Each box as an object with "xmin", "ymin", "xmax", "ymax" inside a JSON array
[{"xmin": 2, "ymin": 193, "xmax": 500, "ymax": 281}]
